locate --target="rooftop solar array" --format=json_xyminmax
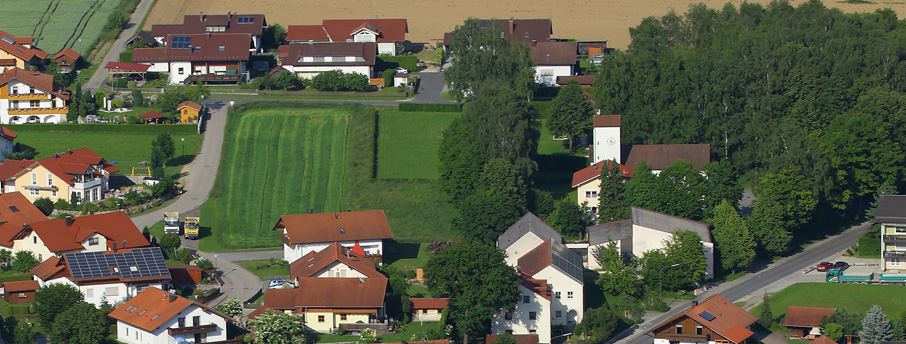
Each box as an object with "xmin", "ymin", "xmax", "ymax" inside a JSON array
[
  {"xmin": 237, "ymin": 16, "xmax": 255, "ymax": 24},
  {"xmin": 65, "ymin": 247, "xmax": 170, "ymax": 281},
  {"xmin": 171, "ymin": 36, "xmax": 191, "ymax": 49},
  {"xmin": 699, "ymin": 311, "xmax": 716, "ymax": 321},
  {"xmin": 1, "ymin": 37, "xmax": 14, "ymax": 45},
  {"xmin": 551, "ymin": 241, "xmax": 584, "ymax": 282}
]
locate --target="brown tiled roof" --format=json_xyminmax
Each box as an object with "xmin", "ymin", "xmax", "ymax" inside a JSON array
[
  {"xmin": 517, "ymin": 240, "xmax": 552, "ymax": 276},
  {"xmin": 278, "ymin": 42, "xmax": 377, "ymax": 67},
  {"xmin": 151, "ymin": 14, "xmax": 267, "ymax": 37},
  {"xmin": 141, "ymin": 112, "xmax": 164, "ymax": 120},
  {"xmin": 516, "ymin": 240, "xmax": 584, "ymax": 282},
  {"xmin": 109, "ymin": 287, "xmax": 230, "ymax": 332},
  {"xmin": 557, "ymin": 75, "xmax": 596, "ymax": 86},
  {"xmin": 286, "ymin": 25, "xmax": 330, "ymax": 42},
  {"xmin": 177, "ymin": 100, "xmax": 202, "ymax": 111},
  {"xmin": 486, "ymin": 334, "xmax": 540, "ymax": 344},
  {"xmin": 624, "ymin": 144, "xmax": 711, "ymax": 170},
  {"xmin": 2, "ymin": 280, "xmax": 38, "ymax": 293},
  {"xmin": 654, "ymin": 295, "xmax": 757, "ymax": 344},
  {"xmin": 30, "ymin": 256, "xmax": 65, "ymax": 280},
  {"xmin": 0, "ymin": 68, "xmax": 63, "ymax": 97},
  {"xmin": 105, "ymin": 62, "xmax": 150, "ymax": 73},
  {"xmin": 531, "ymin": 41, "xmax": 576, "ymax": 66},
  {"xmin": 132, "ymin": 33, "xmax": 251, "ymax": 63},
  {"xmin": 813, "ymin": 336, "xmax": 838, "ymax": 344},
  {"xmin": 323, "ymin": 19, "xmax": 408, "ymax": 42},
  {"xmin": 593, "ymin": 115, "xmax": 621, "ymax": 127},
  {"xmin": 410, "ymin": 297, "xmax": 449, "ymax": 310},
  {"xmin": 0, "ymin": 160, "xmax": 34, "ymax": 181},
  {"xmin": 0, "ymin": 31, "xmax": 32, "ymax": 45},
  {"xmin": 0, "ymin": 33, "xmax": 46, "ymax": 62},
  {"xmin": 275, "ymin": 210, "xmax": 393, "ymax": 245},
  {"xmin": 520, "ymin": 274, "xmax": 551, "ymax": 301},
  {"xmin": 0, "ymin": 192, "xmax": 48, "ymax": 247},
  {"xmin": 53, "ymin": 48, "xmax": 80, "ymax": 61},
  {"xmin": 263, "ymin": 275, "xmax": 387, "ymax": 309},
  {"xmin": 783, "ymin": 306, "xmax": 835, "ymax": 328},
  {"xmin": 289, "ymin": 242, "xmax": 382, "ymax": 279},
  {"xmin": 571, "ymin": 160, "xmax": 632, "ymax": 188},
  {"xmin": 31, "ymin": 147, "xmax": 119, "ymax": 184},
  {"xmin": 26, "ymin": 212, "xmax": 150, "ymax": 254}
]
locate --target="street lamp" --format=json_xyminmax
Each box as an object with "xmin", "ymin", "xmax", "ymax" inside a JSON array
[
  {"xmin": 180, "ymin": 137, "xmax": 185, "ymax": 156},
  {"xmin": 659, "ymin": 263, "xmax": 681, "ymax": 303}
]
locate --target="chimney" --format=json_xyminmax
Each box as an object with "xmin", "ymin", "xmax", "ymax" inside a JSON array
[
  {"xmin": 200, "ymin": 13, "xmax": 205, "ymax": 23},
  {"xmin": 508, "ymin": 18, "xmax": 515, "ymax": 34},
  {"xmin": 122, "ymin": 239, "xmax": 127, "ymax": 249},
  {"xmin": 111, "ymin": 242, "xmax": 117, "ymax": 252},
  {"xmin": 65, "ymin": 216, "xmax": 74, "ymax": 226},
  {"xmin": 692, "ymin": 299, "xmax": 698, "ymax": 306}
]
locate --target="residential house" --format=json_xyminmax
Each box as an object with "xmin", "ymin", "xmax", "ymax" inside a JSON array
[
  {"xmin": 443, "ymin": 19, "xmax": 553, "ymax": 48},
  {"xmin": 588, "ymin": 207, "xmax": 714, "ymax": 278},
  {"xmin": 31, "ymin": 247, "xmax": 170, "ymax": 306},
  {"xmin": 287, "ymin": 19, "xmax": 408, "ymax": 55},
  {"xmin": 274, "ymin": 210, "xmax": 393, "ymax": 264},
  {"xmin": 2, "ymin": 279, "xmax": 38, "ymax": 303},
  {"xmin": 495, "ymin": 213, "xmax": 584, "ymax": 343},
  {"xmin": 169, "ymin": 265, "xmax": 205, "ymax": 288},
  {"xmin": 277, "ymin": 42, "xmax": 377, "ymax": 79},
  {"xmin": 410, "ymin": 298, "xmax": 448, "ymax": 322},
  {"xmin": 10, "ymin": 211, "xmax": 150, "ymax": 261},
  {"xmin": 132, "ymin": 33, "xmax": 252, "ymax": 84},
  {"xmin": 0, "ymin": 147, "xmax": 117, "ymax": 203},
  {"xmin": 531, "ymin": 41, "xmax": 576, "ymax": 86},
  {"xmin": 109, "ymin": 287, "xmax": 233, "ymax": 344},
  {"xmin": 52, "ymin": 49, "xmax": 81, "ymax": 73},
  {"xmin": 782, "ymin": 306, "xmax": 835, "ymax": 339},
  {"xmin": 251, "ymin": 242, "xmax": 388, "ymax": 333},
  {"xmin": 486, "ymin": 334, "xmax": 541, "ymax": 344},
  {"xmin": 0, "ymin": 192, "xmax": 48, "ymax": 252},
  {"xmin": 0, "ymin": 125, "xmax": 16, "ymax": 161},
  {"xmin": 571, "ymin": 160, "xmax": 632, "ymax": 216},
  {"xmin": 150, "ymin": 13, "xmax": 267, "ymax": 52},
  {"xmin": 877, "ymin": 195, "xmax": 906, "ymax": 272},
  {"xmin": 0, "ymin": 31, "xmax": 47, "ymax": 72},
  {"xmin": 0, "ymin": 68, "xmax": 69, "ymax": 124},
  {"xmin": 178, "ymin": 100, "xmax": 202, "ymax": 123},
  {"xmin": 652, "ymin": 294, "xmax": 757, "ymax": 344}
]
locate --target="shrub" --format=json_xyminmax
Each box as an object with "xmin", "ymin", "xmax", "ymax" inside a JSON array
[
  {"xmin": 33, "ymin": 198, "xmax": 54, "ymax": 216},
  {"xmin": 114, "ymin": 78, "xmax": 128, "ymax": 88},
  {"xmin": 111, "ymin": 99, "xmax": 125, "ymax": 109},
  {"xmin": 53, "ymin": 199, "xmax": 71, "ymax": 211},
  {"xmin": 377, "ymin": 55, "xmax": 418, "ymax": 72},
  {"xmin": 398, "ymin": 103, "xmax": 462, "ymax": 112},
  {"xmin": 382, "ymin": 69, "xmax": 396, "ymax": 87},
  {"xmin": 12, "ymin": 251, "xmax": 39, "ymax": 273},
  {"xmin": 311, "ymin": 71, "xmax": 369, "ymax": 91}
]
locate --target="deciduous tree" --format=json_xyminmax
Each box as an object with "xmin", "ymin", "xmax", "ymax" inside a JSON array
[
  {"xmin": 444, "ymin": 19, "xmax": 535, "ymax": 100},
  {"xmin": 248, "ymin": 311, "xmax": 306, "ymax": 344},
  {"xmin": 549, "ymin": 198, "xmax": 586, "ymax": 238},
  {"xmin": 453, "ymin": 189, "xmax": 523, "ymax": 244},
  {"xmin": 548, "ymin": 81, "xmax": 593, "ymax": 150},
  {"xmin": 710, "ymin": 200, "xmax": 755, "ymax": 273},
  {"xmin": 50, "ymin": 302, "xmax": 108, "ymax": 344},
  {"xmin": 574, "ymin": 306, "xmax": 621, "ymax": 344},
  {"xmin": 35, "ymin": 284, "xmax": 83, "ymax": 329},
  {"xmin": 593, "ymin": 242, "xmax": 639, "ymax": 296}
]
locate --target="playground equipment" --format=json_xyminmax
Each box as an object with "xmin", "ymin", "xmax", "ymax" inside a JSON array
[
  {"xmin": 184, "ymin": 217, "xmax": 200, "ymax": 239},
  {"xmin": 131, "ymin": 166, "xmax": 152, "ymax": 176},
  {"xmin": 825, "ymin": 268, "xmax": 872, "ymax": 283},
  {"xmin": 163, "ymin": 212, "xmax": 180, "ymax": 235}
]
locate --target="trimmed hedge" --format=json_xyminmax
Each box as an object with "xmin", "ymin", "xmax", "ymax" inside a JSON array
[
  {"xmin": 377, "ymin": 55, "xmax": 418, "ymax": 72},
  {"xmin": 398, "ymin": 103, "xmax": 462, "ymax": 112}
]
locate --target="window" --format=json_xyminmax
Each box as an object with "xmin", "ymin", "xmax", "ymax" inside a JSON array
[
  {"xmin": 32, "ymin": 236, "xmax": 36, "ymax": 244},
  {"xmin": 193, "ymin": 316, "xmax": 200, "ymax": 326},
  {"xmin": 529, "ymin": 312, "xmax": 537, "ymax": 320},
  {"xmin": 675, "ymin": 325, "xmax": 683, "ymax": 334},
  {"xmin": 522, "ymin": 295, "xmax": 530, "ymax": 304},
  {"xmin": 422, "ymin": 309, "xmax": 428, "ymax": 314},
  {"xmin": 696, "ymin": 325, "xmax": 703, "ymax": 335},
  {"xmin": 218, "ymin": 45, "xmax": 225, "ymax": 52},
  {"xmin": 504, "ymin": 312, "xmax": 512, "ymax": 320},
  {"xmin": 87, "ymin": 237, "xmax": 99, "ymax": 246},
  {"xmin": 178, "ymin": 67, "xmax": 185, "ymax": 75},
  {"xmin": 31, "ymin": 173, "xmax": 36, "ymax": 185},
  {"xmin": 30, "ymin": 189, "xmax": 38, "ymax": 196},
  {"xmin": 585, "ymin": 191, "xmax": 598, "ymax": 198},
  {"xmin": 178, "ymin": 317, "xmax": 185, "ymax": 327},
  {"xmin": 105, "ymin": 287, "xmax": 119, "ymax": 297},
  {"xmin": 567, "ymin": 291, "xmax": 574, "ymax": 299},
  {"xmin": 17, "ymin": 293, "xmax": 25, "ymax": 298},
  {"xmin": 237, "ymin": 16, "xmax": 255, "ymax": 24},
  {"xmin": 51, "ymin": 190, "xmax": 57, "ymax": 197},
  {"xmin": 317, "ymin": 315, "xmax": 325, "ymax": 322},
  {"xmin": 11, "ymin": 86, "xmax": 17, "ymax": 94},
  {"xmin": 554, "ymin": 292, "xmax": 561, "ymax": 299},
  {"xmin": 30, "ymin": 100, "xmax": 39, "ymax": 107},
  {"xmin": 894, "ymin": 258, "xmax": 901, "ymax": 266},
  {"xmin": 47, "ymin": 174, "xmax": 52, "ymax": 186},
  {"xmin": 126, "ymin": 327, "xmax": 129, "ymax": 336},
  {"xmin": 340, "ymin": 314, "xmax": 347, "ymax": 320},
  {"xmin": 86, "ymin": 288, "xmax": 94, "ymax": 298},
  {"xmin": 529, "ymin": 329, "xmax": 536, "ymax": 334},
  {"xmin": 555, "ymin": 311, "xmax": 562, "ymax": 318}
]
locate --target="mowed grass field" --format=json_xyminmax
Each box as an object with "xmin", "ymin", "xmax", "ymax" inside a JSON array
[
  {"xmin": 0, "ymin": 0, "xmax": 122, "ymax": 54},
  {"xmin": 751, "ymin": 283, "xmax": 906, "ymax": 320},
  {"xmin": 377, "ymin": 111, "xmax": 459, "ymax": 180},
  {"xmin": 199, "ymin": 105, "xmax": 349, "ymax": 251},
  {"xmin": 11, "ymin": 124, "xmax": 200, "ymax": 177}
]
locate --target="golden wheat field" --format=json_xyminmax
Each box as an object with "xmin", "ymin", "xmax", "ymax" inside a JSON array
[{"xmin": 145, "ymin": 0, "xmax": 905, "ymax": 49}]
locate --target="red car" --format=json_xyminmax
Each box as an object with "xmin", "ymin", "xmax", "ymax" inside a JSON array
[{"xmin": 816, "ymin": 262, "xmax": 834, "ymax": 272}]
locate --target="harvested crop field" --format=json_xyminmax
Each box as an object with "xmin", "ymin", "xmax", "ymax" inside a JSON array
[
  {"xmin": 0, "ymin": 0, "xmax": 124, "ymax": 54},
  {"xmin": 145, "ymin": 0, "xmax": 905, "ymax": 49}
]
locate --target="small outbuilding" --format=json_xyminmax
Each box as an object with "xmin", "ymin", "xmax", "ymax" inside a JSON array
[
  {"xmin": 177, "ymin": 100, "xmax": 202, "ymax": 123},
  {"xmin": 410, "ymin": 297, "xmax": 448, "ymax": 322},
  {"xmin": 141, "ymin": 111, "xmax": 166, "ymax": 124},
  {"xmin": 53, "ymin": 48, "xmax": 81, "ymax": 73},
  {"xmin": 2, "ymin": 280, "xmax": 39, "ymax": 304},
  {"xmin": 783, "ymin": 306, "xmax": 836, "ymax": 339}
]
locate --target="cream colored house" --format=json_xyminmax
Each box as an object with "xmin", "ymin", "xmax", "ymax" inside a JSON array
[
  {"xmin": 0, "ymin": 31, "xmax": 46, "ymax": 72},
  {"xmin": 10, "ymin": 211, "xmax": 150, "ymax": 261},
  {"xmin": 877, "ymin": 195, "xmax": 906, "ymax": 272},
  {"xmin": 571, "ymin": 160, "xmax": 631, "ymax": 216},
  {"xmin": 0, "ymin": 147, "xmax": 117, "ymax": 204},
  {"xmin": 0, "ymin": 68, "xmax": 70, "ymax": 124},
  {"xmin": 410, "ymin": 298, "xmax": 448, "ymax": 322}
]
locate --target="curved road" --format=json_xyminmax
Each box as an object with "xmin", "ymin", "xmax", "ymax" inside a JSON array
[{"xmin": 83, "ymin": 0, "xmax": 156, "ymax": 93}]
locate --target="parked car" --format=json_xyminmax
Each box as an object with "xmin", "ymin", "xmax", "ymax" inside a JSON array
[
  {"xmin": 816, "ymin": 262, "xmax": 834, "ymax": 272},
  {"xmin": 834, "ymin": 261, "xmax": 850, "ymax": 271},
  {"xmin": 268, "ymin": 279, "xmax": 287, "ymax": 288}
]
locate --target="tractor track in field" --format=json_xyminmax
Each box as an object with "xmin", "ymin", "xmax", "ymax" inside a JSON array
[
  {"xmin": 63, "ymin": 0, "xmax": 106, "ymax": 50},
  {"xmin": 31, "ymin": 0, "xmax": 62, "ymax": 47}
]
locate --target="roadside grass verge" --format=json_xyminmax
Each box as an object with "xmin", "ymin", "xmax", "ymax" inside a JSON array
[
  {"xmin": 750, "ymin": 282, "xmax": 906, "ymax": 321},
  {"xmin": 235, "ymin": 259, "xmax": 290, "ymax": 280},
  {"xmin": 376, "ymin": 111, "xmax": 460, "ymax": 180}
]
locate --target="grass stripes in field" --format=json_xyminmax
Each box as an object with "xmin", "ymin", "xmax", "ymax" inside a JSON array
[
  {"xmin": 200, "ymin": 107, "xmax": 349, "ymax": 250},
  {"xmin": 0, "ymin": 0, "xmax": 120, "ymax": 54},
  {"xmin": 376, "ymin": 111, "xmax": 460, "ymax": 180}
]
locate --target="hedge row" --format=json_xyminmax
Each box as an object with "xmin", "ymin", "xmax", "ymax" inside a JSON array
[
  {"xmin": 12, "ymin": 124, "xmax": 198, "ymax": 134},
  {"xmin": 377, "ymin": 55, "xmax": 418, "ymax": 72},
  {"xmin": 398, "ymin": 103, "xmax": 462, "ymax": 112}
]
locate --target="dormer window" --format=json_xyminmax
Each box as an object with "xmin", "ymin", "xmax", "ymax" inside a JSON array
[
  {"xmin": 237, "ymin": 16, "xmax": 255, "ymax": 24},
  {"xmin": 11, "ymin": 86, "xmax": 18, "ymax": 95},
  {"xmin": 88, "ymin": 237, "xmax": 99, "ymax": 246}
]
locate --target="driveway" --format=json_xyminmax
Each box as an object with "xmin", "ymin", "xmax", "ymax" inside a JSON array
[
  {"xmin": 82, "ymin": 0, "xmax": 155, "ymax": 92},
  {"xmin": 413, "ymin": 72, "xmax": 452, "ymax": 104}
]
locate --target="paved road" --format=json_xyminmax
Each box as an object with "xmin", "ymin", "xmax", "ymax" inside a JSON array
[
  {"xmin": 83, "ymin": 0, "xmax": 155, "ymax": 93},
  {"xmin": 619, "ymin": 221, "xmax": 870, "ymax": 344},
  {"xmin": 413, "ymin": 72, "xmax": 452, "ymax": 104}
]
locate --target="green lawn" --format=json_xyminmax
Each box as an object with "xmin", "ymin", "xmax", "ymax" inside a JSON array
[
  {"xmin": 533, "ymin": 101, "xmax": 588, "ymax": 198},
  {"xmin": 0, "ymin": 0, "xmax": 123, "ymax": 54},
  {"xmin": 12, "ymin": 124, "xmax": 200, "ymax": 178},
  {"xmin": 751, "ymin": 283, "xmax": 906, "ymax": 321},
  {"xmin": 198, "ymin": 104, "xmax": 349, "ymax": 251},
  {"xmin": 377, "ymin": 111, "xmax": 460, "ymax": 180},
  {"xmin": 0, "ymin": 270, "xmax": 32, "ymax": 283},
  {"xmin": 316, "ymin": 321, "xmax": 443, "ymax": 343},
  {"xmin": 235, "ymin": 259, "xmax": 290, "ymax": 280}
]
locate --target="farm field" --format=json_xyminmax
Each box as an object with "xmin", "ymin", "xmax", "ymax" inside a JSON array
[
  {"xmin": 751, "ymin": 282, "xmax": 906, "ymax": 320},
  {"xmin": 0, "ymin": 0, "xmax": 123, "ymax": 54},
  {"xmin": 377, "ymin": 110, "xmax": 459, "ymax": 180},
  {"xmin": 145, "ymin": 0, "xmax": 906, "ymax": 49},
  {"xmin": 11, "ymin": 124, "xmax": 200, "ymax": 178},
  {"xmin": 198, "ymin": 104, "xmax": 349, "ymax": 251}
]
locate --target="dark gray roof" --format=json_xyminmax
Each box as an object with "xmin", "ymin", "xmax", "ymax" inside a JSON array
[
  {"xmin": 876, "ymin": 195, "xmax": 906, "ymax": 224},
  {"xmin": 550, "ymin": 240, "xmax": 584, "ymax": 283},
  {"xmin": 631, "ymin": 207, "xmax": 712, "ymax": 243},
  {"xmin": 64, "ymin": 247, "xmax": 170, "ymax": 282},
  {"xmin": 588, "ymin": 219, "xmax": 631, "ymax": 245},
  {"xmin": 497, "ymin": 212, "xmax": 563, "ymax": 250}
]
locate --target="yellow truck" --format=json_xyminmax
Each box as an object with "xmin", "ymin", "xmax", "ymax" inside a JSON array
[{"xmin": 184, "ymin": 217, "xmax": 200, "ymax": 239}]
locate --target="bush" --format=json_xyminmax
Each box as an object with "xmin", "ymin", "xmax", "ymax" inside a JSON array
[
  {"xmin": 33, "ymin": 198, "xmax": 54, "ymax": 216},
  {"xmin": 377, "ymin": 55, "xmax": 418, "ymax": 72},
  {"xmin": 398, "ymin": 103, "xmax": 462, "ymax": 112},
  {"xmin": 12, "ymin": 251, "xmax": 39, "ymax": 273},
  {"xmin": 111, "ymin": 99, "xmax": 125, "ymax": 109},
  {"xmin": 311, "ymin": 71, "xmax": 369, "ymax": 91},
  {"xmin": 114, "ymin": 78, "xmax": 128, "ymax": 88},
  {"xmin": 53, "ymin": 199, "xmax": 71, "ymax": 211},
  {"xmin": 382, "ymin": 69, "xmax": 396, "ymax": 87},
  {"xmin": 119, "ymin": 51, "xmax": 132, "ymax": 62},
  {"xmin": 131, "ymin": 90, "xmax": 144, "ymax": 106}
]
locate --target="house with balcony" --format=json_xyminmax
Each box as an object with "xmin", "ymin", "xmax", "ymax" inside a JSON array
[
  {"xmin": 150, "ymin": 13, "xmax": 267, "ymax": 52},
  {"xmin": 32, "ymin": 247, "xmax": 170, "ymax": 306},
  {"xmin": 109, "ymin": 287, "xmax": 235, "ymax": 344},
  {"xmin": 0, "ymin": 68, "xmax": 69, "ymax": 124},
  {"xmin": 531, "ymin": 41, "xmax": 577, "ymax": 86},
  {"xmin": 10, "ymin": 211, "xmax": 150, "ymax": 261},
  {"xmin": 0, "ymin": 147, "xmax": 117, "ymax": 204},
  {"xmin": 287, "ymin": 19, "xmax": 409, "ymax": 55},
  {"xmin": 250, "ymin": 242, "xmax": 388, "ymax": 333},
  {"xmin": 277, "ymin": 42, "xmax": 377, "ymax": 79},
  {"xmin": 652, "ymin": 294, "xmax": 757, "ymax": 344},
  {"xmin": 0, "ymin": 31, "xmax": 47, "ymax": 72},
  {"xmin": 877, "ymin": 195, "xmax": 906, "ymax": 272},
  {"xmin": 274, "ymin": 210, "xmax": 393, "ymax": 264},
  {"xmin": 132, "ymin": 33, "xmax": 252, "ymax": 84}
]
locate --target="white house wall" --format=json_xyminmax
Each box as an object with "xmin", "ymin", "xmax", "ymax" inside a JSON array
[
  {"xmin": 492, "ymin": 284, "xmax": 552, "ymax": 343},
  {"xmin": 116, "ymin": 304, "xmax": 228, "ymax": 344},
  {"xmin": 283, "ymin": 65, "xmax": 373, "ymax": 79},
  {"xmin": 168, "ymin": 62, "xmax": 193, "ymax": 84},
  {"xmin": 377, "ymin": 42, "xmax": 397, "ymax": 55},
  {"xmin": 283, "ymin": 239, "xmax": 384, "ymax": 264},
  {"xmin": 314, "ymin": 261, "xmax": 367, "ymax": 278},
  {"xmin": 534, "ymin": 65, "xmax": 573, "ymax": 86},
  {"xmin": 592, "ymin": 126, "xmax": 621, "ymax": 165},
  {"xmin": 632, "ymin": 225, "xmax": 714, "ymax": 279},
  {"xmin": 502, "ymin": 233, "xmax": 545, "ymax": 267},
  {"xmin": 533, "ymin": 266, "xmax": 584, "ymax": 327}
]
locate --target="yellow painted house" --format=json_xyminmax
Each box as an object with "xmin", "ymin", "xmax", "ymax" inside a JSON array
[
  {"xmin": 0, "ymin": 147, "xmax": 117, "ymax": 204},
  {"xmin": 0, "ymin": 31, "xmax": 47, "ymax": 72},
  {"xmin": 177, "ymin": 100, "xmax": 202, "ymax": 123}
]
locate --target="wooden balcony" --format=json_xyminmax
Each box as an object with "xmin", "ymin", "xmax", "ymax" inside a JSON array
[
  {"xmin": 167, "ymin": 324, "xmax": 218, "ymax": 336},
  {"xmin": 8, "ymin": 107, "xmax": 67, "ymax": 115},
  {"xmin": 4, "ymin": 93, "xmax": 51, "ymax": 100}
]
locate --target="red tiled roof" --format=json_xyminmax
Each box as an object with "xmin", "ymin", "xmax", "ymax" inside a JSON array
[
  {"xmin": 286, "ymin": 25, "xmax": 331, "ymax": 42},
  {"xmin": 593, "ymin": 115, "xmax": 621, "ymax": 127},
  {"xmin": 517, "ymin": 240, "xmax": 552, "ymax": 276},
  {"xmin": 151, "ymin": 14, "xmax": 267, "ymax": 37},
  {"xmin": 531, "ymin": 41, "xmax": 576, "ymax": 66},
  {"xmin": 0, "ymin": 33, "xmax": 47, "ymax": 62},
  {"xmin": 26, "ymin": 212, "xmax": 149, "ymax": 254},
  {"xmin": 262, "ymin": 275, "xmax": 388, "ymax": 309},
  {"xmin": 322, "ymin": 19, "xmax": 408, "ymax": 42},
  {"xmin": 275, "ymin": 210, "xmax": 393, "ymax": 245},
  {"xmin": 177, "ymin": 100, "xmax": 201, "ymax": 111},
  {"xmin": 53, "ymin": 48, "xmax": 80, "ymax": 61},
  {"xmin": 0, "ymin": 160, "xmax": 34, "ymax": 181},
  {"xmin": 33, "ymin": 147, "xmax": 119, "ymax": 184},
  {"xmin": 105, "ymin": 61, "xmax": 150, "ymax": 73},
  {"xmin": 571, "ymin": 160, "xmax": 632, "ymax": 188},
  {"xmin": 410, "ymin": 297, "xmax": 449, "ymax": 310},
  {"xmin": 624, "ymin": 144, "xmax": 711, "ymax": 171},
  {"xmin": 132, "ymin": 33, "xmax": 252, "ymax": 63},
  {"xmin": 520, "ymin": 274, "xmax": 551, "ymax": 301},
  {"xmin": 2, "ymin": 279, "xmax": 38, "ymax": 293},
  {"xmin": 813, "ymin": 336, "xmax": 838, "ymax": 344},
  {"xmin": 654, "ymin": 295, "xmax": 757, "ymax": 344},
  {"xmin": 289, "ymin": 242, "xmax": 382, "ymax": 279},
  {"xmin": 278, "ymin": 42, "xmax": 377, "ymax": 67},
  {"xmin": 0, "ymin": 192, "xmax": 48, "ymax": 247},
  {"xmin": 109, "ymin": 287, "xmax": 230, "ymax": 332},
  {"xmin": 0, "ymin": 31, "xmax": 33, "ymax": 45},
  {"xmin": 783, "ymin": 306, "xmax": 835, "ymax": 328},
  {"xmin": 1, "ymin": 126, "xmax": 16, "ymax": 142},
  {"xmin": 0, "ymin": 68, "xmax": 64, "ymax": 98},
  {"xmin": 486, "ymin": 334, "xmax": 540, "ymax": 344},
  {"xmin": 141, "ymin": 112, "xmax": 164, "ymax": 120},
  {"xmin": 30, "ymin": 256, "xmax": 64, "ymax": 280}
]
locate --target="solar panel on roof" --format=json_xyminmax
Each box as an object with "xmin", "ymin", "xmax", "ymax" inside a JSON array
[
  {"xmin": 237, "ymin": 16, "xmax": 254, "ymax": 24},
  {"xmin": 700, "ymin": 311, "xmax": 716, "ymax": 321},
  {"xmin": 1, "ymin": 37, "xmax": 14, "ymax": 44},
  {"xmin": 171, "ymin": 36, "xmax": 191, "ymax": 49},
  {"xmin": 64, "ymin": 247, "xmax": 169, "ymax": 281}
]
